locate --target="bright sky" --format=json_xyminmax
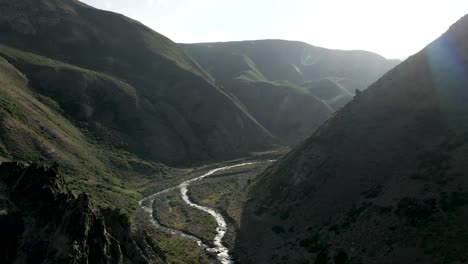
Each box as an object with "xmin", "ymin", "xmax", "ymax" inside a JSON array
[{"xmin": 80, "ymin": 0, "xmax": 468, "ymax": 59}]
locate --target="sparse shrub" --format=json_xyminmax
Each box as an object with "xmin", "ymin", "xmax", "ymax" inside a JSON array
[
  {"xmin": 412, "ymin": 151, "xmax": 451, "ymax": 182},
  {"xmin": 347, "ymin": 203, "xmax": 371, "ymax": 223},
  {"xmin": 341, "ymin": 222, "xmax": 351, "ymax": 230},
  {"xmin": 329, "ymin": 224, "xmax": 341, "ymax": 235},
  {"xmin": 280, "ymin": 211, "xmax": 290, "ymax": 220},
  {"xmin": 300, "ymin": 234, "xmax": 325, "ymax": 253},
  {"xmin": 271, "ymin": 225, "xmax": 286, "ymax": 234},
  {"xmin": 395, "ymin": 197, "xmax": 436, "ymax": 225},
  {"xmin": 361, "ymin": 185, "xmax": 383, "ymax": 199},
  {"xmin": 0, "ymin": 100, "xmax": 22, "ymax": 119},
  {"xmin": 0, "ymin": 144, "xmax": 9, "ymax": 157},
  {"xmin": 447, "ymin": 134, "xmax": 468, "ymax": 151},
  {"xmin": 328, "ymin": 222, "xmax": 351, "ymax": 235},
  {"xmin": 348, "ymin": 256, "xmax": 364, "ymax": 264},
  {"xmin": 334, "ymin": 250, "xmax": 348, "ymax": 264},
  {"xmin": 377, "ymin": 205, "xmax": 393, "ymax": 214},
  {"xmin": 314, "ymin": 250, "xmax": 329, "ymax": 264},
  {"xmin": 440, "ymin": 192, "xmax": 468, "ymax": 213}
]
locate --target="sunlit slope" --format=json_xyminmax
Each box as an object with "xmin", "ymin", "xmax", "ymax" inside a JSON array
[
  {"xmin": 181, "ymin": 40, "xmax": 399, "ymax": 145},
  {"xmin": 181, "ymin": 40, "xmax": 399, "ymax": 92},
  {"xmin": 303, "ymin": 78, "xmax": 354, "ymax": 109}
]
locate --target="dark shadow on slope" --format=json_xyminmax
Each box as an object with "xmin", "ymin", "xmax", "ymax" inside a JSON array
[{"xmin": 234, "ymin": 14, "xmax": 468, "ymax": 264}]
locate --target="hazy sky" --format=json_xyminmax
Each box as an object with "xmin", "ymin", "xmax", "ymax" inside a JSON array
[{"xmin": 80, "ymin": 0, "xmax": 468, "ymax": 59}]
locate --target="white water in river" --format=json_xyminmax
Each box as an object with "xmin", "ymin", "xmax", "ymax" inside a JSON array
[
  {"xmin": 139, "ymin": 161, "xmax": 272, "ymax": 264},
  {"xmin": 139, "ymin": 186, "xmax": 208, "ymax": 248}
]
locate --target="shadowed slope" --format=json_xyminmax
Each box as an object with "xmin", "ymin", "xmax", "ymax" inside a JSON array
[
  {"xmin": 0, "ymin": 162, "xmax": 166, "ymax": 264},
  {"xmin": 236, "ymin": 14, "xmax": 468, "ymax": 264}
]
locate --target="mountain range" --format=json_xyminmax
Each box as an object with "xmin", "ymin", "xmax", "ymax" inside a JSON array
[
  {"xmin": 1, "ymin": 0, "xmax": 466, "ymax": 263},
  {"xmin": 0, "ymin": 0, "xmax": 277, "ymax": 167},
  {"xmin": 181, "ymin": 41, "xmax": 399, "ymax": 144}
]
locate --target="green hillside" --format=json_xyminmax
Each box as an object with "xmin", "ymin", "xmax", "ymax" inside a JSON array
[
  {"xmin": 0, "ymin": 51, "xmax": 147, "ymax": 213},
  {"xmin": 181, "ymin": 40, "xmax": 399, "ymax": 145},
  {"xmin": 0, "ymin": 0, "xmax": 276, "ymax": 166}
]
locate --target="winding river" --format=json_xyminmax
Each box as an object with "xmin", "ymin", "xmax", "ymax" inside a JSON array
[{"xmin": 139, "ymin": 161, "xmax": 268, "ymax": 264}]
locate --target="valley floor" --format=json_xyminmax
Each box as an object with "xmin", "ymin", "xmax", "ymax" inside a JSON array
[{"xmin": 136, "ymin": 148, "xmax": 286, "ymax": 263}]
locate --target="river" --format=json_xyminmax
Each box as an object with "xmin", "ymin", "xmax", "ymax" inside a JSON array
[{"xmin": 139, "ymin": 161, "xmax": 270, "ymax": 264}]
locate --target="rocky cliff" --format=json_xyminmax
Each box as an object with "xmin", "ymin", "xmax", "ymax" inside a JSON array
[{"xmin": 0, "ymin": 162, "xmax": 165, "ymax": 264}]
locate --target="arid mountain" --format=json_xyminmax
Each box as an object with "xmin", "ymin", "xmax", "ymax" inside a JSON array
[
  {"xmin": 236, "ymin": 15, "xmax": 468, "ymax": 264},
  {"xmin": 181, "ymin": 40, "xmax": 399, "ymax": 144},
  {"xmin": 0, "ymin": 0, "xmax": 276, "ymax": 166}
]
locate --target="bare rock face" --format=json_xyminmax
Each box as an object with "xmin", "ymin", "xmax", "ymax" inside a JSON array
[{"xmin": 0, "ymin": 162, "xmax": 165, "ymax": 264}]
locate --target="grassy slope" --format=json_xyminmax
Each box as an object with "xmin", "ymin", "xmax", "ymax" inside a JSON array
[
  {"xmin": 303, "ymin": 78, "xmax": 354, "ymax": 110},
  {"xmin": 0, "ymin": 52, "xmax": 146, "ymax": 212},
  {"xmin": 0, "ymin": 0, "xmax": 276, "ymax": 166},
  {"xmin": 180, "ymin": 40, "xmax": 399, "ymax": 92},
  {"xmin": 180, "ymin": 43, "xmax": 333, "ymax": 145},
  {"xmin": 0, "ymin": 49, "xmax": 219, "ymax": 263},
  {"xmin": 181, "ymin": 41, "xmax": 399, "ymax": 145}
]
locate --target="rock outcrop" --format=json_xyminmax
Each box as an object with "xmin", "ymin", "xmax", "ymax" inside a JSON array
[{"xmin": 0, "ymin": 162, "xmax": 165, "ymax": 264}]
